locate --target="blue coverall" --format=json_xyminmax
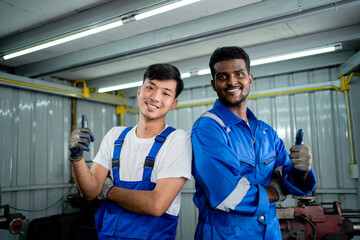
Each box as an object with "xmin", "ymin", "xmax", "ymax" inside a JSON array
[
  {"xmin": 95, "ymin": 127, "xmax": 179, "ymax": 240},
  {"xmin": 192, "ymin": 100, "xmax": 316, "ymax": 239}
]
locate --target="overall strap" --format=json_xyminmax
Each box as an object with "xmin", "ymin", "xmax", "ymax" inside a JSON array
[
  {"xmin": 112, "ymin": 127, "xmax": 133, "ymax": 183},
  {"xmin": 142, "ymin": 126, "xmax": 176, "ymax": 182}
]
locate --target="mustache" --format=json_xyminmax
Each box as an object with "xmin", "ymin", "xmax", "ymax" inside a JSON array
[{"xmin": 225, "ymin": 85, "xmax": 244, "ymax": 91}]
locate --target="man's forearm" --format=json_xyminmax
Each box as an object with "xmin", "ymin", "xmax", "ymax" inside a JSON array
[
  {"xmin": 72, "ymin": 159, "xmax": 101, "ymax": 200},
  {"xmin": 293, "ymin": 170, "xmax": 309, "ymax": 192},
  {"xmin": 106, "ymin": 178, "xmax": 186, "ymax": 217},
  {"xmin": 107, "ymin": 187, "xmax": 164, "ymax": 216}
]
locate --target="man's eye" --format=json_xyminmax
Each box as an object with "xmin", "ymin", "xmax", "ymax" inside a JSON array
[
  {"xmin": 217, "ymin": 75, "xmax": 226, "ymax": 80},
  {"xmin": 236, "ymin": 73, "xmax": 245, "ymax": 78},
  {"xmin": 146, "ymin": 86, "xmax": 153, "ymax": 90}
]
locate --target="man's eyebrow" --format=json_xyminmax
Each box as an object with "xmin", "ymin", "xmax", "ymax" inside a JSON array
[
  {"xmin": 164, "ymin": 87, "xmax": 174, "ymax": 93},
  {"xmin": 148, "ymin": 80, "xmax": 174, "ymax": 93},
  {"xmin": 216, "ymin": 68, "xmax": 246, "ymax": 76}
]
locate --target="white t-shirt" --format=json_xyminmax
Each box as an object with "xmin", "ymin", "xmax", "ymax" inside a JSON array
[{"xmin": 93, "ymin": 124, "xmax": 192, "ymax": 216}]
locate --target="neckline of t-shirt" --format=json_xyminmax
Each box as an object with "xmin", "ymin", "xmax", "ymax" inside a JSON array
[{"xmin": 131, "ymin": 124, "xmax": 169, "ymax": 141}]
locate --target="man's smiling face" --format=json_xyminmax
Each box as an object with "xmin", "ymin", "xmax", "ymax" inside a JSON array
[
  {"xmin": 137, "ymin": 79, "xmax": 178, "ymax": 121},
  {"xmin": 211, "ymin": 58, "xmax": 253, "ymax": 108}
]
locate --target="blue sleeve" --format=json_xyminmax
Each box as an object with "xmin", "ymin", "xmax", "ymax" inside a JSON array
[
  {"xmin": 192, "ymin": 118, "xmax": 269, "ymax": 216},
  {"xmin": 273, "ymin": 133, "xmax": 316, "ymax": 195}
]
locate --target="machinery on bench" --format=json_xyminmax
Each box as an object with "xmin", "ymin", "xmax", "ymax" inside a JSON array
[
  {"xmin": 278, "ymin": 129, "xmax": 360, "ymax": 239},
  {"xmin": 0, "ymin": 204, "xmax": 26, "ymax": 234},
  {"xmin": 278, "ymin": 197, "xmax": 360, "ymax": 239}
]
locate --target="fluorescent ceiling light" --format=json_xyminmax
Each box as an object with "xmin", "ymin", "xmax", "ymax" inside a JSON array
[
  {"xmin": 180, "ymin": 44, "xmax": 342, "ymax": 78},
  {"xmin": 251, "ymin": 44, "xmax": 341, "ymax": 66},
  {"xmin": 3, "ymin": 0, "xmax": 200, "ymax": 60},
  {"xmin": 198, "ymin": 69, "xmax": 211, "ymax": 75},
  {"xmin": 135, "ymin": 0, "xmax": 200, "ymax": 20},
  {"xmin": 181, "ymin": 72, "xmax": 191, "ymax": 78},
  {"xmin": 3, "ymin": 20, "xmax": 124, "ymax": 60},
  {"xmin": 98, "ymin": 81, "xmax": 143, "ymax": 93}
]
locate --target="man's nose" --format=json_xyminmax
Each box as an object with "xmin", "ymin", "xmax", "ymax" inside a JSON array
[
  {"xmin": 227, "ymin": 75, "xmax": 237, "ymax": 86},
  {"xmin": 150, "ymin": 89, "xmax": 161, "ymax": 101}
]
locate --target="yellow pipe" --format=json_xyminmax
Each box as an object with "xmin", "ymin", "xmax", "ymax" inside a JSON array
[
  {"xmin": 175, "ymin": 100, "xmax": 216, "ymax": 109},
  {"xmin": 1, "ymin": 77, "xmax": 83, "ymax": 96},
  {"xmin": 248, "ymin": 85, "xmax": 342, "ymax": 99},
  {"xmin": 73, "ymin": 80, "xmax": 89, "ymax": 98},
  {"xmin": 90, "ymin": 88, "xmax": 127, "ymax": 99},
  {"xmin": 0, "ymin": 78, "xmax": 127, "ymax": 106},
  {"xmin": 341, "ymin": 72, "xmax": 360, "ymax": 165},
  {"xmin": 125, "ymin": 109, "xmax": 139, "ymax": 114}
]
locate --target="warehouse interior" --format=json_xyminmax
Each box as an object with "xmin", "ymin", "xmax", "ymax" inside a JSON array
[{"xmin": 1, "ymin": 0, "xmax": 360, "ymax": 239}]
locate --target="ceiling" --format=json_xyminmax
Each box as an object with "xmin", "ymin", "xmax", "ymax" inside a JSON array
[{"xmin": 0, "ymin": 0, "xmax": 360, "ymax": 98}]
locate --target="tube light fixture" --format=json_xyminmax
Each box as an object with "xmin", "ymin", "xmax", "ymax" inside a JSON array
[
  {"xmin": 3, "ymin": 21, "xmax": 124, "ymax": 60},
  {"xmin": 180, "ymin": 43, "xmax": 342, "ymax": 79},
  {"xmin": 251, "ymin": 44, "xmax": 341, "ymax": 66},
  {"xmin": 135, "ymin": 0, "xmax": 200, "ymax": 20},
  {"xmin": 181, "ymin": 72, "xmax": 191, "ymax": 78},
  {"xmin": 2, "ymin": 0, "xmax": 201, "ymax": 60},
  {"xmin": 98, "ymin": 81, "xmax": 143, "ymax": 93}
]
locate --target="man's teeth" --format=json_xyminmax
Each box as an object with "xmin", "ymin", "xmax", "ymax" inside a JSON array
[
  {"xmin": 227, "ymin": 88, "xmax": 239, "ymax": 92},
  {"xmin": 147, "ymin": 103, "xmax": 158, "ymax": 109}
]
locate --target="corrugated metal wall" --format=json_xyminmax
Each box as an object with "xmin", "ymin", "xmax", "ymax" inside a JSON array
[
  {"xmin": 1, "ymin": 66, "xmax": 359, "ymax": 239},
  {"xmin": 0, "ymin": 85, "xmax": 116, "ymax": 239}
]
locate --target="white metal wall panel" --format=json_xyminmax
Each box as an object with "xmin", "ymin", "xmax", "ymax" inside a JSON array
[
  {"xmin": 0, "ymin": 85, "xmax": 117, "ymax": 239},
  {"xmin": 0, "ymin": 85, "xmax": 74, "ymax": 239}
]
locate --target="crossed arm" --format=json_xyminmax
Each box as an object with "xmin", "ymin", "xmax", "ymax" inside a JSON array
[{"xmin": 72, "ymin": 160, "xmax": 186, "ymax": 216}]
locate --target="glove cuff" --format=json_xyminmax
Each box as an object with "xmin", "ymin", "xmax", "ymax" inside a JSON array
[
  {"xmin": 269, "ymin": 179, "xmax": 287, "ymax": 202},
  {"xmin": 68, "ymin": 152, "xmax": 83, "ymax": 162}
]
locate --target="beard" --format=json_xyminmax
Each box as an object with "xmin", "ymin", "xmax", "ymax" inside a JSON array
[{"xmin": 218, "ymin": 87, "xmax": 249, "ymax": 108}]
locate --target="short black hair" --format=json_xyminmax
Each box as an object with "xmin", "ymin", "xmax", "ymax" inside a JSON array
[
  {"xmin": 209, "ymin": 46, "xmax": 251, "ymax": 79},
  {"xmin": 143, "ymin": 63, "xmax": 184, "ymax": 98}
]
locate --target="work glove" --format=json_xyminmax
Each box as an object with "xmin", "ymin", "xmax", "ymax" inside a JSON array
[
  {"xmin": 268, "ymin": 178, "xmax": 288, "ymax": 201},
  {"xmin": 290, "ymin": 145, "xmax": 312, "ymax": 172},
  {"xmin": 98, "ymin": 177, "xmax": 114, "ymax": 200},
  {"xmin": 68, "ymin": 127, "xmax": 94, "ymax": 162}
]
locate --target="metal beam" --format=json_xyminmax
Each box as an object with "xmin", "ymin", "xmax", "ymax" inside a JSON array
[
  {"xmin": 0, "ymin": 0, "xmax": 159, "ymax": 53},
  {"xmin": 337, "ymin": 51, "xmax": 360, "ymax": 78},
  {"xmin": 14, "ymin": 0, "xmax": 360, "ymax": 77}
]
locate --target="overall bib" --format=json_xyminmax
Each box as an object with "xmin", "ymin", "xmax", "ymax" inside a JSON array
[{"xmin": 95, "ymin": 126, "xmax": 179, "ymax": 240}]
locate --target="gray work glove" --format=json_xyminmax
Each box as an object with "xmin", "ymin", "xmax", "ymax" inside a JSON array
[
  {"xmin": 268, "ymin": 178, "xmax": 288, "ymax": 202},
  {"xmin": 68, "ymin": 127, "xmax": 94, "ymax": 162},
  {"xmin": 290, "ymin": 145, "xmax": 312, "ymax": 171},
  {"xmin": 98, "ymin": 177, "xmax": 114, "ymax": 200}
]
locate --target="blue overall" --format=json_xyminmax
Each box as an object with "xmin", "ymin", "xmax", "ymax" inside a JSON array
[{"xmin": 95, "ymin": 126, "xmax": 179, "ymax": 240}]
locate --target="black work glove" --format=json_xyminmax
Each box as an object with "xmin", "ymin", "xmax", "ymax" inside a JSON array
[{"xmin": 68, "ymin": 128, "xmax": 94, "ymax": 162}]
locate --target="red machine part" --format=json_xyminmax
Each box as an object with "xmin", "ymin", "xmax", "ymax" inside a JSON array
[
  {"xmin": 9, "ymin": 218, "xmax": 25, "ymax": 234},
  {"xmin": 0, "ymin": 205, "xmax": 26, "ymax": 234},
  {"xmin": 278, "ymin": 201, "xmax": 360, "ymax": 240}
]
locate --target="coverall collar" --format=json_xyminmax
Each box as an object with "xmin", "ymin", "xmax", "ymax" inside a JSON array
[{"xmin": 212, "ymin": 99, "xmax": 257, "ymax": 127}]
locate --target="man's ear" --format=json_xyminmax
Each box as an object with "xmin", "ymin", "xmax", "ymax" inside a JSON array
[
  {"xmin": 211, "ymin": 79, "xmax": 216, "ymax": 91},
  {"xmin": 249, "ymin": 74, "xmax": 253, "ymax": 86},
  {"xmin": 137, "ymin": 85, "xmax": 142, "ymax": 98},
  {"xmin": 169, "ymin": 99, "xmax": 178, "ymax": 111}
]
